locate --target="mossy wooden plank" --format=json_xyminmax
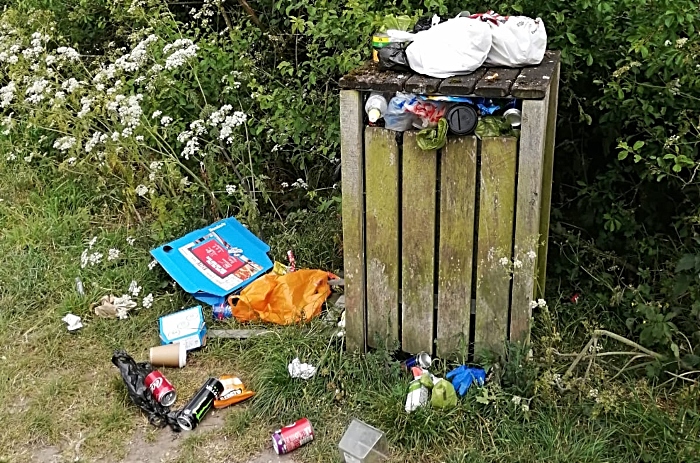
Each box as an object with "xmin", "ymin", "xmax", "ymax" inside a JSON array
[
  {"xmin": 438, "ymin": 69, "xmax": 486, "ymax": 96},
  {"xmin": 405, "ymin": 74, "xmax": 443, "ymax": 95},
  {"xmin": 537, "ymin": 62, "xmax": 560, "ymax": 299},
  {"xmin": 339, "ymin": 61, "xmax": 411, "ymax": 92},
  {"xmin": 511, "ymin": 51, "xmax": 561, "ymax": 99},
  {"xmin": 475, "ymin": 137, "xmax": 517, "ymax": 356},
  {"xmin": 510, "ymin": 88, "xmax": 551, "ymax": 345},
  {"xmin": 437, "ymin": 136, "xmax": 477, "ymax": 358},
  {"xmin": 474, "ymin": 68, "xmax": 521, "ymax": 98},
  {"xmin": 365, "ymin": 127, "xmax": 400, "ymax": 348},
  {"xmin": 340, "ymin": 90, "xmax": 366, "ymax": 352},
  {"xmin": 401, "ymin": 131, "xmax": 437, "ymax": 354}
]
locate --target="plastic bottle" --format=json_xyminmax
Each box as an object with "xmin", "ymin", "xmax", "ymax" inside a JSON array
[{"xmin": 365, "ymin": 93, "xmax": 388, "ymax": 124}]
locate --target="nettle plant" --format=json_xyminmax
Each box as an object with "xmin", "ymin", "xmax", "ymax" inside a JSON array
[{"xmin": 0, "ymin": 7, "xmax": 257, "ymax": 221}]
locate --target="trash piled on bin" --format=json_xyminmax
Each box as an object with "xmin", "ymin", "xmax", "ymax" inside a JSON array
[{"xmin": 375, "ymin": 10, "xmax": 547, "ymax": 77}]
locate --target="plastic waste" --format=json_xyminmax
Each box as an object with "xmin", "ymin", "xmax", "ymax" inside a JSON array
[
  {"xmin": 365, "ymin": 93, "xmax": 388, "ymax": 124},
  {"xmin": 378, "ymin": 43, "xmax": 411, "ymax": 72},
  {"xmin": 475, "ymin": 116, "xmax": 514, "ymax": 138},
  {"xmin": 413, "ymin": 14, "xmax": 442, "ymax": 32},
  {"xmin": 384, "ymin": 93, "xmax": 418, "ymax": 132},
  {"xmin": 388, "ymin": 16, "xmax": 492, "ymax": 78},
  {"xmin": 111, "ymin": 350, "xmax": 180, "ymax": 430},
  {"xmin": 431, "ymin": 378, "xmax": 458, "ymax": 408},
  {"xmin": 416, "ymin": 118, "xmax": 448, "ymax": 150},
  {"xmin": 228, "ymin": 269, "xmax": 335, "ymax": 325},
  {"xmin": 288, "ymin": 358, "xmax": 317, "ymax": 380},
  {"xmin": 446, "ymin": 104, "xmax": 478, "ymax": 135},
  {"xmin": 446, "ymin": 365, "xmax": 486, "ymax": 396},
  {"xmin": 381, "ymin": 14, "xmax": 413, "ymax": 32},
  {"xmin": 471, "ymin": 11, "xmax": 547, "ymax": 67}
]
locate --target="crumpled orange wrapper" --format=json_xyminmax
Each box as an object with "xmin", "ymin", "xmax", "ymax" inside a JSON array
[{"xmin": 228, "ymin": 269, "xmax": 334, "ymax": 325}]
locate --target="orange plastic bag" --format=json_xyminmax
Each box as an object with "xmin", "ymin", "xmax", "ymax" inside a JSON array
[{"xmin": 228, "ymin": 269, "xmax": 334, "ymax": 325}]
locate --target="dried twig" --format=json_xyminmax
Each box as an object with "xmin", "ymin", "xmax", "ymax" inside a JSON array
[{"xmin": 236, "ymin": 0, "xmax": 263, "ymax": 29}]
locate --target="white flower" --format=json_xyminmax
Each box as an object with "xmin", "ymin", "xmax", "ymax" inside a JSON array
[
  {"xmin": 190, "ymin": 119, "xmax": 206, "ymax": 136},
  {"xmin": 512, "ymin": 395, "xmax": 522, "ymax": 405},
  {"xmin": 149, "ymin": 161, "xmax": 163, "ymax": 171},
  {"xmin": 89, "ymin": 252, "xmax": 103, "ymax": 266},
  {"xmin": 513, "ymin": 259, "xmax": 523, "ymax": 269},
  {"xmin": 53, "ymin": 136, "xmax": 76, "ymax": 151},
  {"xmin": 45, "ymin": 55, "xmax": 56, "ymax": 66},
  {"xmin": 0, "ymin": 82, "xmax": 16, "ymax": 108},
  {"xmin": 25, "ymin": 79, "xmax": 50, "ymax": 103},
  {"xmin": 95, "ymin": 83, "xmax": 105, "ymax": 92},
  {"xmin": 85, "ymin": 131, "xmax": 104, "ymax": 153},
  {"xmin": 152, "ymin": 110, "xmax": 162, "ymax": 119},
  {"xmin": 115, "ymin": 34, "xmax": 157, "ymax": 72},
  {"xmin": 88, "ymin": 236, "xmax": 98, "ymax": 249},
  {"xmin": 108, "ymin": 248, "xmax": 120, "ymax": 261},
  {"xmin": 291, "ymin": 178, "xmax": 309, "ymax": 190},
  {"xmin": 66, "ymin": 157, "xmax": 77, "ymax": 165},
  {"xmin": 80, "ymin": 249, "xmax": 89, "ymax": 268},
  {"xmin": 180, "ymin": 177, "xmax": 191, "ymax": 187},
  {"xmin": 675, "ymin": 37, "xmax": 688, "ymax": 48},
  {"xmin": 529, "ymin": 300, "xmax": 538, "ymax": 310},
  {"xmin": 272, "ymin": 144, "xmax": 280, "ymax": 152},
  {"xmin": 161, "ymin": 116, "xmax": 173, "ymax": 126},
  {"xmin": 664, "ymin": 39, "xmax": 672, "ymax": 46},
  {"xmin": 148, "ymin": 260, "xmax": 158, "ymax": 271},
  {"xmin": 128, "ymin": 280, "xmax": 141, "ymax": 297},
  {"xmin": 521, "ymin": 404, "xmax": 529, "ymax": 412},
  {"xmin": 527, "ymin": 250, "xmax": 537, "ymax": 260},
  {"xmin": 142, "ymin": 293, "xmax": 154, "ymax": 309},
  {"xmin": 126, "ymin": 236, "xmax": 136, "ymax": 246},
  {"xmin": 135, "ymin": 135, "xmax": 144, "ymax": 142},
  {"xmin": 281, "ymin": 182, "xmax": 289, "ymax": 188},
  {"xmin": 537, "ymin": 298, "xmax": 547, "ymax": 308},
  {"xmin": 163, "ymin": 39, "xmax": 199, "ymax": 70},
  {"xmin": 225, "ymin": 184, "xmax": 237, "ymax": 195},
  {"xmin": 61, "ymin": 78, "xmax": 81, "ymax": 93},
  {"xmin": 56, "ymin": 46, "xmax": 80, "ymax": 61},
  {"xmin": 499, "ymin": 257, "xmax": 509, "ymax": 267},
  {"xmin": 77, "ymin": 97, "xmax": 94, "ymax": 118},
  {"xmin": 135, "ymin": 184, "xmax": 149, "ymax": 197},
  {"xmin": 588, "ymin": 388, "xmax": 598, "ymax": 399}
]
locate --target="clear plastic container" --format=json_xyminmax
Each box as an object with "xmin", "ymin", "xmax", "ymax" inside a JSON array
[
  {"xmin": 365, "ymin": 93, "xmax": 388, "ymax": 123},
  {"xmin": 338, "ymin": 418, "xmax": 388, "ymax": 463}
]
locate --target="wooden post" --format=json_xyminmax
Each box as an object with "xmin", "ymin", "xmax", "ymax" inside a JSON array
[
  {"xmin": 437, "ymin": 136, "xmax": 477, "ymax": 358},
  {"xmin": 340, "ymin": 90, "xmax": 366, "ymax": 352},
  {"xmin": 474, "ymin": 137, "xmax": 517, "ymax": 356},
  {"xmin": 536, "ymin": 63, "xmax": 561, "ymax": 299},
  {"xmin": 401, "ymin": 131, "xmax": 437, "ymax": 354},
  {"xmin": 365, "ymin": 127, "xmax": 400, "ymax": 349},
  {"xmin": 510, "ymin": 85, "xmax": 551, "ymax": 345}
]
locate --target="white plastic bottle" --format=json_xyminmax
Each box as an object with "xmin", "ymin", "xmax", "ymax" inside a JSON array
[{"xmin": 365, "ymin": 92, "xmax": 388, "ymax": 123}]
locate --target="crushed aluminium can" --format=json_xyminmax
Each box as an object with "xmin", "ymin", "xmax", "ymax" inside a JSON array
[
  {"xmin": 177, "ymin": 377, "xmax": 224, "ymax": 431},
  {"xmin": 144, "ymin": 370, "xmax": 177, "ymax": 407},
  {"xmin": 272, "ymin": 418, "xmax": 314, "ymax": 454},
  {"xmin": 401, "ymin": 352, "xmax": 432, "ymax": 370}
]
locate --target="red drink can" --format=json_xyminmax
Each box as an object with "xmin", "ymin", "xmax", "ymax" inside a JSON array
[
  {"xmin": 271, "ymin": 418, "xmax": 314, "ymax": 454},
  {"xmin": 144, "ymin": 370, "xmax": 177, "ymax": 407}
]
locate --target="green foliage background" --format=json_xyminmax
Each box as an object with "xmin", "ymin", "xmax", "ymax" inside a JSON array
[{"xmin": 2, "ymin": 0, "xmax": 700, "ymax": 365}]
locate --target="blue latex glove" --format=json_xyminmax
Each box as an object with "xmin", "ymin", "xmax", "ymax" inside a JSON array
[{"xmin": 446, "ymin": 366, "xmax": 486, "ymax": 396}]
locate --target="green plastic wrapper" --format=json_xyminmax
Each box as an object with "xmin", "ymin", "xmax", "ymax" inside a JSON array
[
  {"xmin": 431, "ymin": 378, "xmax": 458, "ymax": 409},
  {"xmin": 381, "ymin": 14, "xmax": 413, "ymax": 32},
  {"xmin": 417, "ymin": 118, "xmax": 448, "ymax": 150},
  {"xmin": 475, "ymin": 116, "xmax": 516, "ymax": 138}
]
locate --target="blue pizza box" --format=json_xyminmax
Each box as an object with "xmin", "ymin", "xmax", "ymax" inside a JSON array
[
  {"xmin": 158, "ymin": 305, "xmax": 207, "ymax": 350},
  {"xmin": 151, "ymin": 217, "xmax": 273, "ymax": 306}
]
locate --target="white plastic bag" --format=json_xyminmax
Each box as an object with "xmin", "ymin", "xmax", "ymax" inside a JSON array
[
  {"xmin": 484, "ymin": 15, "xmax": 547, "ymax": 67},
  {"xmin": 390, "ymin": 17, "xmax": 492, "ymax": 78}
]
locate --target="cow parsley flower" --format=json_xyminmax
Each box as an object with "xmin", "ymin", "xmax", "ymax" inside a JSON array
[
  {"xmin": 142, "ymin": 293, "xmax": 154, "ymax": 309},
  {"xmin": 135, "ymin": 184, "xmax": 149, "ymax": 197},
  {"xmin": 225, "ymin": 184, "xmax": 237, "ymax": 195},
  {"xmin": 128, "ymin": 280, "xmax": 141, "ymax": 297},
  {"xmin": 163, "ymin": 39, "xmax": 199, "ymax": 70},
  {"xmin": 108, "ymin": 248, "xmax": 120, "ymax": 261},
  {"xmin": 161, "ymin": 116, "xmax": 173, "ymax": 126},
  {"xmin": 53, "ymin": 136, "xmax": 76, "ymax": 151}
]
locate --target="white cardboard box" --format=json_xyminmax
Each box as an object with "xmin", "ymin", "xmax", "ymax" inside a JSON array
[{"xmin": 158, "ymin": 306, "xmax": 207, "ymax": 351}]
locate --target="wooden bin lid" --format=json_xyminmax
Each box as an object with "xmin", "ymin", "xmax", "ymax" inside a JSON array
[{"xmin": 339, "ymin": 50, "xmax": 560, "ymax": 99}]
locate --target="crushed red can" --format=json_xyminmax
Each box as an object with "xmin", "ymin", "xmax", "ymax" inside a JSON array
[
  {"xmin": 144, "ymin": 370, "xmax": 177, "ymax": 407},
  {"xmin": 272, "ymin": 418, "xmax": 314, "ymax": 454}
]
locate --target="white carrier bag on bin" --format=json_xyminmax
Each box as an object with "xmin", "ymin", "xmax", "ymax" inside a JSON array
[
  {"xmin": 472, "ymin": 11, "xmax": 547, "ymax": 67},
  {"xmin": 388, "ymin": 17, "xmax": 492, "ymax": 78}
]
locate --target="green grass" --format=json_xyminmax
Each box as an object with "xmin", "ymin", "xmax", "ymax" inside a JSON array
[{"xmin": 1, "ymin": 160, "xmax": 700, "ymax": 463}]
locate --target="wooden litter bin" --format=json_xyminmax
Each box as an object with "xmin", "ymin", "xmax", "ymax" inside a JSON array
[{"xmin": 339, "ymin": 52, "xmax": 560, "ymax": 358}]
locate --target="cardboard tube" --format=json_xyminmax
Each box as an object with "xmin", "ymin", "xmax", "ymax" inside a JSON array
[{"xmin": 150, "ymin": 343, "xmax": 186, "ymax": 368}]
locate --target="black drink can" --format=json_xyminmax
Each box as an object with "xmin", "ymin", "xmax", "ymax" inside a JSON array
[{"xmin": 177, "ymin": 378, "xmax": 224, "ymax": 431}]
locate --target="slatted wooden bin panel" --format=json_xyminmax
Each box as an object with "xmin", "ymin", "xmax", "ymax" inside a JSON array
[{"xmin": 340, "ymin": 52, "xmax": 560, "ymax": 358}]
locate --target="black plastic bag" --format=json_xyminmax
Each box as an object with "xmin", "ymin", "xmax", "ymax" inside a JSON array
[
  {"xmin": 378, "ymin": 43, "xmax": 411, "ymax": 72},
  {"xmin": 111, "ymin": 350, "xmax": 180, "ymax": 431},
  {"xmin": 413, "ymin": 14, "xmax": 447, "ymax": 32}
]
